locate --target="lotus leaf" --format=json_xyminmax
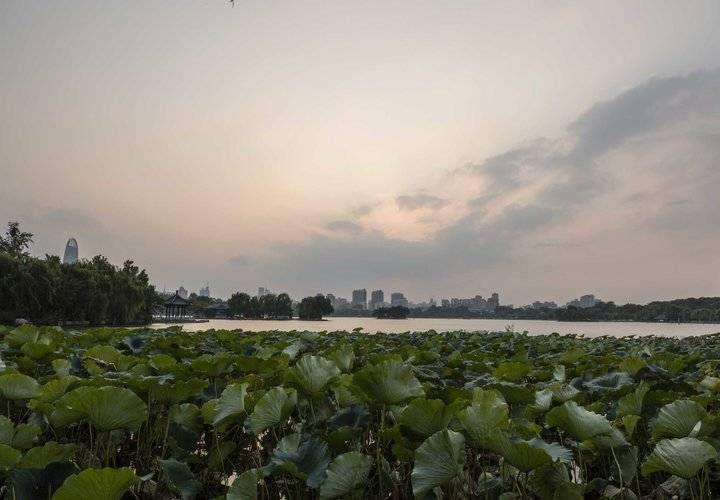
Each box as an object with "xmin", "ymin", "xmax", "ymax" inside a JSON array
[
  {"xmin": 159, "ymin": 458, "xmax": 201, "ymax": 500},
  {"xmin": 353, "ymin": 359, "xmax": 424, "ymax": 405},
  {"xmin": 52, "ymin": 467, "xmax": 139, "ymax": 500},
  {"xmin": 651, "ymin": 399, "xmax": 706, "ymax": 440},
  {"xmin": 399, "ymin": 398, "xmax": 457, "ymax": 438},
  {"xmin": 411, "ymin": 429, "xmax": 465, "ymax": 498},
  {"xmin": 244, "ymin": 387, "xmax": 297, "ymax": 435},
  {"xmin": 546, "ymin": 401, "xmax": 615, "ymax": 441},
  {"xmin": 0, "ymin": 373, "xmax": 41, "ymax": 400},
  {"xmin": 290, "ymin": 355, "xmax": 340, "ymax": 396},
  {"xmin": 270, "ymin": 434, "xmax": 331, "ymax": 489},
  {"xmin": 227, "ymin": 469, "xmax": 261, "ymax": 500},
  {"xmin": 319, "ymin": 451, "xmax": 373, "ymax": 500},
  {"xmin": 212, "ymin": 383, "xmax": 249, "ymax": 426},
  {"xmin": 18, "ymin": 441, "xmax": 76, "ymax": 469},
  {"xmin": 641, "ymin": 437, "xmax": 717, "ymax": 479}
]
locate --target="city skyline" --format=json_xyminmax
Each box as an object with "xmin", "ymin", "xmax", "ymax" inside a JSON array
[{"xmin": 3, "ymin": 2, "xmax": 720, "ymax": 305}]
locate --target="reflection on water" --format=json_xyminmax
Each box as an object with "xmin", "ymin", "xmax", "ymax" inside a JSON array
[{"xmin": 149, "ymin": 317, "xmax": 720, "ymax": 337}]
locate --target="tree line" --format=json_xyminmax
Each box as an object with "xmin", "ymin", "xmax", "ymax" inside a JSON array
[
  {"xmin": 226, "ymin": 292, "xmax": 294, "ymax": 319},
  {"xmin": 0, "ymin": 222, "xmax": 158, "ymax": 325},
  {"xmin": 408, "ymin": 299, "xmax": 720, "ymax": 323}
]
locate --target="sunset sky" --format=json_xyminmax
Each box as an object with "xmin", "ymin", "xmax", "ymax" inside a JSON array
[{"xmin": 2, "ymin": 1, "xmax": 720, "ymax": 305}]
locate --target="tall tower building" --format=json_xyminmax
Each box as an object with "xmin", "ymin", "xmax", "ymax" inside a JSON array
[
  {"xmin": 369, "ymin": 290, "xmax": 384, "ymax": 310},
  {"xmin": 62, "ymin": 238, "xmax": 78, "ymax": 264},
  {"xmin": 351, "ymin": 289, "xmax": 367, "ymax": 310}
]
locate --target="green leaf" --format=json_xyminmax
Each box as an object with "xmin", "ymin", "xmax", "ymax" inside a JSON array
[
  {"xmin": 52, "ymin": 386, "xmax": 147, "ymax": 432},
  {"xmin": 290, "ymin": 355, "xmax": 340, "ymax": 396},
  {"xmin": 651, "ymin": 400, "xmax": 706, "ymax": 441},
  {"xmin": 493, "ymin": 361, "xmax": 531, "ymax": 382},
  {"xmin": 52, "ymin": 467, "xmax": 139, "ymax": 500},
  {"xmin": 584, "ymin": 372, "xmax": 633, "ymax": 393},
  {"xmin": 457, "ymin": 393, "xmax": 509, "ymax": 449},
  {"xmin": 212, "ymin": 383, "xmax": 249, "ymax": 427},
  {"xmin": 326, "ymin": 344, "xmax": 355, "ymax": 372},
  {"xmin": 18, "ymin": 442, "xmax": 76, "ymax": 469},
  {"xmin": 12, "ymin": 423, "xmax": 41, "ymax": 450},
  {"xmin": 399, "ymin": 398, "xmax": 456, "ymax": 438},
  {"xmin": 617, "ymin": 382, "xmax": 649, "ymax": 417},
  {"xmin": 227, "ymin": 469, "xmax": 260, "ymax": 500},
  {"xmin": 353, "ymin": 359, "xmax": 424, "ymax": 405},
  {"xmin": 244, "ymin": 387, "xmax": 297, "ymax": 435},
  {"xmin": 641, "ymin": 438, "xmax": 717, "ymax": 479},
  {"xmin": 411, "ymin": 429, "xmax": 465, "ymax": 498},
  {"xmin": 546, "ymin": 402, "xmax": 615, "ymax": 441},
  {"xmin": 159, "ymin": 458, "xmax": 201, "ymax": 500},
  {"xmin": 529, "ymin": 462, "xmax": 583, "ymax": 500},
  {"xmin": 0, "ymin": 416, "xmax": 14, "ymax": 445},
  {"xmin": 0, "ymin": 373, "xmax": 41, "ymax": 400},
  {"xmin": 270, "ymin": 434, "xmax": 331, "ymax": 489},
  {"xmin": 319, "ymin": 451, "xmax": 373, "ymax": 500},
  {"xmin": 0, "ymin": 443, "xmax": 21, "ymax": 469},
  {"xmin": 490, "ymin": 432, "xmax": 555, "ymax": 473}
]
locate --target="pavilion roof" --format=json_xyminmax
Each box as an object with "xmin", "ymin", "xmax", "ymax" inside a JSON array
[{"xmin": 165, "ymin": 292, "xmax": 190, "ymax": 306}]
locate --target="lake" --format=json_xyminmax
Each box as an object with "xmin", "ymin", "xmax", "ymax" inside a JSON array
[{"xmin": 149, "ymin": 317, "xmax": 720, "ymax": 337}]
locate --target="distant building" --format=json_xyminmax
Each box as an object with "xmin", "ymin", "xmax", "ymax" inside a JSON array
[
  {"xmin": 327, "ymin": 294, "xmax": 349, "ymax": 310},
  {"xmin": 441, "ymin": 299, "xmax": 450, "ymax": 308},
  {"xmin": 351, "ymin": 289, "xmax": 367, "ymax": 310},
  {"xmin": 178, "ymin": 286, "xmax": 188, "ymax": 299},
  {"xmin": 369, "ymin": 290, "xmax": 384, "ymax": 310},
  {"xmin": 445, "ymin": 292, "xmax": 499, "ymax": 312},
  {"xmin": 566, "ymin": 294, "xmax": 598, "ymax": 308},
  {"xmin": 198, "ymin": 283, "xmax": 210, "ymax": 297},
  {"xmin": 257, "ymin": 287, "xmax": 271, "ymax": 297},
  {"xmin": 62, "ymin": 238, "xmax": 78, "ymax": 264},
  {"xmin": 390, "ymin": 292, "xmax": 408, "ymax": 307}
]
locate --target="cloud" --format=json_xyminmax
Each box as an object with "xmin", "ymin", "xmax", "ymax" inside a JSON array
[
  {"xmin": 396, "ymin": 193, "xmax": 449, "ymax": 211},
  {"xmin": 228, "ymin": 69, "xmax": 720, "ymax": 299},
  {"xmin": 325, "ymin": 220, "xmax": 363, "ymax": 235}
]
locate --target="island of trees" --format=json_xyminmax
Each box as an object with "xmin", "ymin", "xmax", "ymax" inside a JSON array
[
  {"xmin": 0, "ymin": 222, "xmax": 157, "ymax": 325},
  {"xmin": 373, "ymin": 306, "xmax": 410, "ymax": 319}
]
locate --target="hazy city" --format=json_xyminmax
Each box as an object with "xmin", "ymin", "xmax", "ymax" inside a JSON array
[{"xmin": 2, "ymin": 2, "xmax": 720, "ymax": 499}]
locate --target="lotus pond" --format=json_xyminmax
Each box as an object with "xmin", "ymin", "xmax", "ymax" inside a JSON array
[{"xmin": 0, "ymin": 325, "xmax": 719, "ymax": 499}]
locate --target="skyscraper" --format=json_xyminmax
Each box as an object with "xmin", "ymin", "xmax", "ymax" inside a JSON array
[
  {"xmin": 369, "ymin": 290, "xmax": 384, "ymax": 310},
  {"xmin": 351, "ymin": 289, "xmax": 367, "ymax": 310},
  {"xmin": 390, "ymin": 292, "xmax": 408, "ymax": 307},
  {"xmin": 62, "ymin": 238, "xmax": 78, "ymax": 264}
]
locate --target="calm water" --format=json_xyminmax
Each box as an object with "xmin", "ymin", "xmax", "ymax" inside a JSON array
[{"xmin": 149, "ymin": 317, "xmax": 720, "ymax": 338}]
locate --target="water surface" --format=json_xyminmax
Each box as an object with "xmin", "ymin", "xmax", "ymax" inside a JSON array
[{"xmin": 150, "ymin": 317, "xmax": 720, "ymax": 337}]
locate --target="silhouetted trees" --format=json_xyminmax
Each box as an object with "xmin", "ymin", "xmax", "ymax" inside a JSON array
[
  {"xmin": 298, "ymin": 294, "xmax": 333, "ymax": 320},
  {"xmin": 227, "ymin": 291, "xmax": 293, "ymax": 319},
  {"xmin": 0, "ymin": 222, "xmax": 158, "ymax": 325},
  {"xmin": 374, "ymin": 306, "xmax": 410, "ymax": 319}
]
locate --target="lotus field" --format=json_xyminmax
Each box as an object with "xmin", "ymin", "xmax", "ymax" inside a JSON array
[{"xmin": 0, "ymin": 326, "xmax": 719, "ymax": 499}]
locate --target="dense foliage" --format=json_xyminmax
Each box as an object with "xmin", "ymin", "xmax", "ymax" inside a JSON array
[
  {"xmin": 298, "ymin": 295, "xmax": 334, "ymax": 320},
  {"xmin": 0, "ymin": 325, "xmax": 719, "ymax": 499},
  {"xmin": 374, "ymin": 306, "xmax": 410, "ymax": 319},
  {"xmin": 226, "ymin": 293, "xmax": 294, "ymax": 319},
  {"xmin": 404, "ymin": 298, "xmax": 720, "ymax": 323},
  {"xmin": 0, "ymin": 223, "xmax": 157, "ymax": 326}
]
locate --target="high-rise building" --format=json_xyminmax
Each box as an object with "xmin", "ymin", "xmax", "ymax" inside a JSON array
[
  {"xmin": 390, "ymin": 292, "xmax": 408, "ymax": 307},
  {"xmin": 369, "ymin": 290, "xmax": 384, "ymax": 310},
  {"xmin": 351, "ymin": 289, "xmax": 367, "ymax": 310},
  {"xmin": 257, "ymin": 287, "xmax": 271, "ymax": 297},
  {"xmin": 62, "ymin": 238, "xmax": 78, "ymax": 264},
  {"xmin": 198, "ymin": 283, "xmax": 210, "ymax": 297},
  {"xmin": 566, "ymin": 294, "xmax": 598, "ymax": 308}
]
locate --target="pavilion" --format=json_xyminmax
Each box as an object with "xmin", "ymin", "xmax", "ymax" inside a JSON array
[{"xmin": 164, "ymin": 291, "xmax": 190, "ymax": 320}]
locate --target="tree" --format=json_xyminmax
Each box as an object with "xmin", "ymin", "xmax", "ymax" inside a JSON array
[
  {"xmin": 298, "ymin": 294, "xmax": 334, "ymax": 320},
  {"xmin": 0, "ymin": 222, "xmax": 33, "ymax": 256},
  {"xmin": 228, "ymin": 292, "xmax": 252, "ymax": 318},
  {"xmin": 374, "ymin": 306, "xmax": 410, "ymax": 319}
]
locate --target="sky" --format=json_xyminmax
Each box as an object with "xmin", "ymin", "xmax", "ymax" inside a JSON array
[{"xmin": 2, "ymin": 1, "xmax": 720, "ymax": 306}]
